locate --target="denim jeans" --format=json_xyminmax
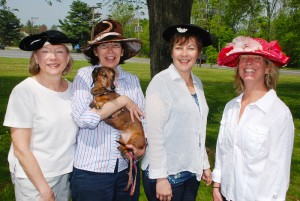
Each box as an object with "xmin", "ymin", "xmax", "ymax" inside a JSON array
[
  {"xmin": 142, "ymin": 170, "xmax": 200, "ymax": 201},
  {"xmin": 70, "ymin": 166, "xmax": 140, "ymax": 201}
]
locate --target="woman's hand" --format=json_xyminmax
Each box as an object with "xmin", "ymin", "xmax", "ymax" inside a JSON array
[
  {"xmin": 122, "ymin": 96, "xmax": 144, "ymax": 122},
  {"xmin": 126, "ymin": 143, "xmax": 146, "ymax": 159},
  {"xmin": 92, "ymin": 95, "xmax": 144, "ymax": 122},
  {"xmin": 156, "ymin": 178, "xmax": 172, "ymax": 201},
  {"xmin": 212, "ymin": 182, "xmax": 223, "ymax": 201},
  {"xmin": 202, "ymin": 169, "xmax": 212, "ymax": 186},
  {"xmin": 39, "ymin": 188, "xmax": 55, "ymax": 201}
]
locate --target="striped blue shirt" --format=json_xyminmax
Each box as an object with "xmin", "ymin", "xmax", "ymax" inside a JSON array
[{"xmin": 71, "ymin": 65, "xmax": 146, "ymax": 173}]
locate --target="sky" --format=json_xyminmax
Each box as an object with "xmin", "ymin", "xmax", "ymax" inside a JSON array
[{"xmin": 6, "ymin": 0, "xmax": 108, "ymax": 28}]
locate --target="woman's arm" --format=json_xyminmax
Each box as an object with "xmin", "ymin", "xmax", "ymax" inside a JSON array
[{"xmin": 11, "ymin": 128, "xmax": 55, "ymax": 201}]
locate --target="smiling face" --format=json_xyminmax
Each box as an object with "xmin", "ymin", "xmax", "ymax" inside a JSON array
[
  {"xmin": 171, "ymin": 37, "xmax": 199, "ymax": 75},
  {"xmin": 238, "ymin": 54, "xmax": 270, "ymax": 89},
  {"xmin": 34, "ymin": 44, "xmax": 70, "ymax": 77},
  {"xmin": 93, "ymin": 42, "xmax": 124, "ymax": 70}
]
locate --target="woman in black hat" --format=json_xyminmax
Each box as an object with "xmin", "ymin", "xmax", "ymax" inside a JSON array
[
  {"xmin": 70, "ymin": 19, "xmax": 146, "ymax": 201},
  {"xmin": 141, "ymin": 24, "xmax": 212, "ymax": 201},
  {"xmin": 3, "ymin": 30, "xmax": 78, "ymax": 201}
]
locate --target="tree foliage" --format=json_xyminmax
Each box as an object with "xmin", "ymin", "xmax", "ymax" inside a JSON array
[
  {"xmin": 0, "ymin": 8, "xmax": 21, "ymax": 45},
  {"xmin": 58, "ymin": 0, "xmax": 94, "ymax": 46}
]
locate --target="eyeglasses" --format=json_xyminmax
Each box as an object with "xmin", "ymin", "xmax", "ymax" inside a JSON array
[{"xmin": 98, "ymin": 43, "xmax": 122, "ymax": 49}]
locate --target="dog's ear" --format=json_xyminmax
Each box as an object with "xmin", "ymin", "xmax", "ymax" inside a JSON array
[{"xmin": 91, "ymin": 67, "xmax": 100, "ymax": 86}]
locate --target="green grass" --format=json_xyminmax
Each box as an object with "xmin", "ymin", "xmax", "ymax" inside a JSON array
[{"xmin": 0, "ymin": 57, "xmax": 299, "ymax": 200}]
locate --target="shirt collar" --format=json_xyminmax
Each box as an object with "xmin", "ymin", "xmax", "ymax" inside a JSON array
[
  {"xmin": 236, "ymin": 89, "xmax": 277, "ymax": 113},
  {"xmin": 169, "ymin": 64, "xmax": 199, "ymax": 86}
]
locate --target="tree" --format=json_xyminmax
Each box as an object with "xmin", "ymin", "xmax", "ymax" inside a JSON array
[
  {"xmin": 58, "ymin": 0, "xmax": 95, "ymax": 46},
  {"xmin": 147, "ymin": 0, "xmax": 194, "ymax": 77},
  {"xmin": 0, "ymin": 8, "xmax": 21, "ymax": 45}
]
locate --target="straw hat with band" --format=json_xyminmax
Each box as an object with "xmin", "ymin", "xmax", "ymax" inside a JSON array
[
  {"xmin": 217, "ymin": 36, "xmax": 290, "ymax": 67},
  {"xmin": 82, "ymin": 19, "xmax": 142, "ymax": 64},
  {"xmin": 19, "ymin": 30, "xmax": 77, "ymax": 51},
  {"xmin": 162, "ymin": 24, "xmax": 212, "ymax": 47}
]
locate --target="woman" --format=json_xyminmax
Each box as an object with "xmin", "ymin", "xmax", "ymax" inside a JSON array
[
  {"xmin": 212, "ymin": 36, "xmax": 295, "ymax": 201},
  {"xmin": 70, "ymin": 19, "xmax": 146, "ymax": 201},
  {"xmin": 141, "ymin": 24, "xmax": 212, "ymax": 201},
  {"xmin": 3, "ymin": 30, "xmax": 78, "ymax": 201}
]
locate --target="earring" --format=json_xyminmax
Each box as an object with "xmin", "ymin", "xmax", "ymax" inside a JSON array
[{"xmin": 35, "ymin": 64, "xmax": 40, "ymax": 70}]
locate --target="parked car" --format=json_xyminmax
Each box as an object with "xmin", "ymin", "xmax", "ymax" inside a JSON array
[{"xmin": 0, "ymin": 43, "xmax": 5, "ymax": 50}]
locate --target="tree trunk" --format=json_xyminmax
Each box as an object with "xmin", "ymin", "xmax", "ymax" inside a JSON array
[{"xmin": 147, "ymin": 0, "xmax": 194, "ymax": 78}]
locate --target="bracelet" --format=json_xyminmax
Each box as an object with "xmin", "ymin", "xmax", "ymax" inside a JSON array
[{"xmin": 213, "ymin": 186, "xmax": 220, "ymax": 188}]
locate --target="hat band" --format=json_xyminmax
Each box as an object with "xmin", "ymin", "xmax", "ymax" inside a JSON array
[{"xmin": 88, "ymin": 32, "xmax": 121, "ymax": 45}]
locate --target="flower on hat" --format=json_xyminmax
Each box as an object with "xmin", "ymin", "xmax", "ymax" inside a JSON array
[
  {"xmin": 177, "ymin": 27, "xmax": 188, "ymax": 33},
  {"xmin": 217, "ymin": 36, "xmax": 290, "ymax": 67},
  {"xmin": 225, "ymin": 36, "xmax": 263, "ymax": 56}
]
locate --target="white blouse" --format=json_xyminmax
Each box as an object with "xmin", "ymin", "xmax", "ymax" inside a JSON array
[
  {"xmin": 212, "ymin": 89, "xmax": 294, "ymax": 201},
  {"xmin": 141, "ymin": 64, "xmax": 210, "ymax": 181}
]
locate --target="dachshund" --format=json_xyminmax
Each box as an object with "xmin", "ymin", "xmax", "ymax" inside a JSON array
[{"xmin": 89, "ymin": 66, "xmax": 145, "ymax": 196}]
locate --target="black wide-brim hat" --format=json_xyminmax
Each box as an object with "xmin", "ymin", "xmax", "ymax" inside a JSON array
[
  {"xmin": 19, "ymin": 30, "xmax": 78, "ymax": 51},
  {"xmin": 162, "ymin": 24, "xmax": 212, "ymax": 47}
]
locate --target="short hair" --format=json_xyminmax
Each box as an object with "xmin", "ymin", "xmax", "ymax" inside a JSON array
[
  {"xmin": 28, "ymin": 46, "xmax": 73, "ymax": 76},
  {"xmin": 169, "ymin": 33, "xmax": 203, "ymax": 52}
]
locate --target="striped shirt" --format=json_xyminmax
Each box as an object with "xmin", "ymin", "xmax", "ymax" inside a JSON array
[{"xmin": 71, "ymin": 65, "xmax": 146, "ymax": 173}]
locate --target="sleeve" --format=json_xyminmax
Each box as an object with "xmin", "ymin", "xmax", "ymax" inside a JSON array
[
  {"xmin": 3, "ymin": 84, "xmax": 35, "ymax": 128},
  {"xmin": 212, "ymin": 107, "xmax": 227, "ymax": 183},
  {"xmin": 71, "ymin": 68, "xmax": 101, "ymax": 129},
  {"xmin": 146, "ymin": 76, "xmax": 171, "ymax": 179},
  {"xmin": 131, "ymin": 75, "xmax": 147, "ymax": 136},
  {"xmin": 256, "ymin": 109, "xmax": 294, "ymax": 201}
]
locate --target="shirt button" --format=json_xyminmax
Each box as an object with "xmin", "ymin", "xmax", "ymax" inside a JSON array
[{"xmin": 272, "ymin": 195, "xmax": 278, "ymax": 199}]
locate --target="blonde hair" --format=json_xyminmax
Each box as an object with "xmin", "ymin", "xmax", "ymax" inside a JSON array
[
  {"xmin": 28, "ymin": 46, "xmax": 73, "ymax": 76},
  {"xmin": 234, "ymin": 58, "xmax": 279, "ymax": 95}
]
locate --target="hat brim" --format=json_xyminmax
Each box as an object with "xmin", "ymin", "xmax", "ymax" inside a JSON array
[
  {"xmin": 162, "ymin": 24, "xmax": 212, "ymax": 47},
  {"xmin": 83, "ymin": 36, "xmax": 142, "ymax": 61},
  {"xmin": 217, "ymin": 48, "xmax": 290, "ymax": 67}
]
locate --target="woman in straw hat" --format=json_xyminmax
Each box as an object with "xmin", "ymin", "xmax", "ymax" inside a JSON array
[
  {"xmin": 70, "ymin": 19, "xmax": 145, "ymax": 201},
  {"xmin": 4, "ymin": 30, "xmax": 78, "ymax": 201},
  {"xmin": 141, "ymin": 24, "xmax": 213, "ymax": 201},
  {"xmin": 212, "ymin": 36, "xmax": 294, "ymax": 201}
]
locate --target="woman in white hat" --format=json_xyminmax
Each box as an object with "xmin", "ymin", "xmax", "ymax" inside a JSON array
[
  {"xmin": 212, "ymin": 36, "xmax": 294, "ymax": 201},
  {"xmin": 141, "ymin": 24, "xmax": 213, "ymax": 201},
  {"xmin": 70, "ymin": 19, "xmax": 145, "ymax": 201},
  {"xmin": 4, "ymin": 30, "xmax": 78, "ymax": 201}
]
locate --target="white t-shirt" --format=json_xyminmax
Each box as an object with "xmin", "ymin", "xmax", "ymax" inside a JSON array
[{"xmin": 4, "ymin": 77, "xmax": 78, "ymax": 178}]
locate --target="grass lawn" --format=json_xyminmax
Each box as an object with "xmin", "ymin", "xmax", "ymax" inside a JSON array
[{"xmin": 0, "ymin": 57, "xmax": 299, "ymax": 200}]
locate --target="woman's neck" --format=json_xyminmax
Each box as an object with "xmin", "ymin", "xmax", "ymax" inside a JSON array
[{"xmin": 35, "ymin": 74, "xmax": 67, "ymax": 92}]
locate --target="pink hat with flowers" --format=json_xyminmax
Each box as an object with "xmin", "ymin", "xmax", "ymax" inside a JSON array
[{"xmin": 217, "ymin": 36, "xmax": 290, "ymax": 67}]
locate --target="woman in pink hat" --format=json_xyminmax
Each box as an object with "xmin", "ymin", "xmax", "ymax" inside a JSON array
[
  {"xmin": 70, "ymin": 19, "xmax": 145, "ymax": 201},
  {"xmin": 212, "ymin": 36, "xmax": 294, "ymax": 201}
]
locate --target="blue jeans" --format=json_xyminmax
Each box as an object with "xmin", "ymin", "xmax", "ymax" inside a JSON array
[
  {"xmin": 142, "ymin": 170, "xmax": 200, "ymax": 201},
  {"xmin": 70, "ymin": 165, "xmax": 140, "ymax": 201}
]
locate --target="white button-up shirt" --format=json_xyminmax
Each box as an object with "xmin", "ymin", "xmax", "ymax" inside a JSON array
[
  {"xmin": 141, "ymin": 64, "xmax": 210, "ymax": 180},
  {"xmin": 212, "ymin": 89, "xmax": 294, "ymax": 201}
]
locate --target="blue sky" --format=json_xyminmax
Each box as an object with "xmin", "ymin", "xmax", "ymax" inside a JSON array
[{"xmin": 6, "ymin": 0, "xmax": 107, "ymax": 28}]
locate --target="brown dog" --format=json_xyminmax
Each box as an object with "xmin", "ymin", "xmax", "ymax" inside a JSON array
[{"xmin": 90, "ymin": 66, "xmax": 145, "ymax": 196}]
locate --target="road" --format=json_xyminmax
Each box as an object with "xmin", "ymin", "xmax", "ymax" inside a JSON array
[
  {"xmin": 0, "ymin": 49, "xmax": 150, "ymax": 63},
  {"xmin": 1, "ymin": 49, "xmax": 299, "ymax": 76}
]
